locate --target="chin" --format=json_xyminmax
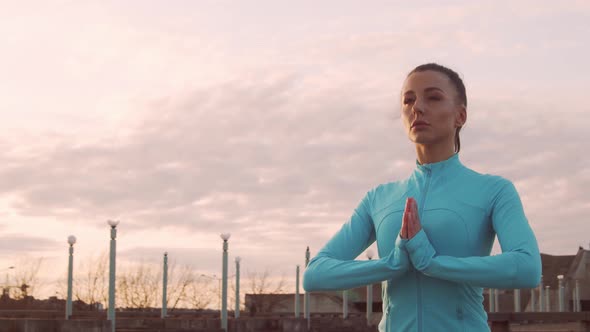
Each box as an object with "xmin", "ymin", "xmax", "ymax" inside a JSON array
[{"xmin": 408, "ymin": 134, "xmax": 433, "ymax": 144}]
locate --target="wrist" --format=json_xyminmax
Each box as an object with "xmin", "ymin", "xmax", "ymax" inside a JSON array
[{"xmin": 405, "ymin": 229, "xmax": 436, "ymax": 271}]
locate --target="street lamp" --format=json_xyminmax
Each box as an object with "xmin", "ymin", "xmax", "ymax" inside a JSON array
[
  {"xmin": 366, "ymin": 250, "xmax": 374, "ymax": 326},
  {"xmin": 573, "ymin": 279, "xmax": 582, "ymax": 312},
  {"xmin": 220, "ymin": 233, "xmax": 231, "ymax": 332},
  {"xmin": 557, "ymin": 275, "xmax": 564, "ymax": 312},
  {"xmin": 295, "ymin": 265, "xmax": 300, "ymax": 318},
  {"xmin": 539, "ymin": 275, "xmax": 544, "ymax": 312},
  {"xmin": 66, "ymin": 235, "xmax": 76, "ymax": 320},
  {"xmin": 304, "ymin": 246, "xmax": 310, "ymax": 330},
  {"xmin": 235, "ymin": 256, "xmax": 241, "ymax": 319},
  {"xmin": 107, "ymin": 220, "xmax": 119, "ymax": 332},
  {"xmin": 162, "ymin": 252, "xmax": 168, "ymax": 319}
]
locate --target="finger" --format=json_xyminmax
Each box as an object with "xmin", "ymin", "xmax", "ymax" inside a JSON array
[
  {"xmin": 405, "ymin": 197, "xmax": 412, "ymax": 213},
  {"xmin": 407, "ymin": 211, "xmax": 412, "ymax": 239},
  {"xmin": 409, "ymin": 211, "xmax": 417, "ymax": 238},
  {"xmin": 401, "ymin": 198, "xmax": 411, "ymax": 239},
  {"xmin": 411, "ymin": 198, "xmax": 420, "ymax": 225},
  {"xmin": 401, "ymin": 210, "xmax": 408, "ymax": 238}
]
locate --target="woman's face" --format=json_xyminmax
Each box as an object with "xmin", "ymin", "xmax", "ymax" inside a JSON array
[{"xmin": 401, "ymin": 70, "xmax": 466, "ymax": 148}]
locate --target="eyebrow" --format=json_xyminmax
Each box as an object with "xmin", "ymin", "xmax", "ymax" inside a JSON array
[{"xmin": 403, "ymin": 87, "xmax": 446, "ymax": 95}]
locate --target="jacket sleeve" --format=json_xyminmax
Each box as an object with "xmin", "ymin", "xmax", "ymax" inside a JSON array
[
  {"xmin": 303, "ymin": 188, "xmax": 410, "ymax": 292},
  {"xmin": 406, "ymin": 179, "xmax": 542, "ymax": 289}
]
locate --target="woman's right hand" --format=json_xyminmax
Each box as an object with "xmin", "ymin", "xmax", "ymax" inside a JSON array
[{"xmin": 400, "ymin": 197, "xmax": 420, "ymax": 239}]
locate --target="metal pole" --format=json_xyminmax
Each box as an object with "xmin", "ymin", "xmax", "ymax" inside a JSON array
[
  {"xmin": 489, "ymin": 289, "xmax": 495, "ymax": 312},
  {"xmin": 539, "ymin": 275, "xmax": 544, "ymax": 312},
  {"xmin": 222, "ymin": 239, "xmax": 229, "ymax": 331},
  {"xmin": 161, "ymin": 252, "xmax": 168, "ymax": 319},
  {"xmin": 575, "ymin": 279, "xmax": 580, "ymax": 312},
  {"xmin": 305, "ymin": 246, "xmax": 310, "ymax": 330},
  {"xmin": 343, "ymin": 290, "xmax": 348, "ymax": 319},
  {"xmin": 514, "ymin": 289, "xmax": 521, "ymax": 312},
  {"xmin": 235, "ymin": 257, "xmax": 240, "ymax": 319},
  {"xmin": 66, "ymin": 243, "xmax": 74, "ymax": 319},
  {"xmin": 545, "ymin": 286, "xmax": 550, "ymax": 312},
  {"xmin": 572, "ymin": 288, "xmax": 577, "ymax": 312},
  {"xmin": 295, "ymin": 265, "xmax": 300, "ymax": 318},
  {"xmin": 530, "ymin": 288, "xmax": 536, "ymax": 312},
  {"xmin": 366, "ymin": 284, "xmax": 373, "ymax": 325},
  {"xmin": 108, "ymin": 224, "xmax": 117, "ymax": 332},
  {"xmin": 494, "ymin": 288, "xmax": 499, "ymax": 312},
  {"xmin": 558, "ymin": 275, "xmax": 564, "ymax": 312}
]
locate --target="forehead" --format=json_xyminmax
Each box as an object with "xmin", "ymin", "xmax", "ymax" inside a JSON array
[{"xmin": 402, "ymin": 70, "xmax": 453, "ymax": 94}]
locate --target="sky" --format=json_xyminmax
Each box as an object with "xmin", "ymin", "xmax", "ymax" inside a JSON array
[{"xmin": 0, "ymin": 0, "xmax": 589, "ymax": 299}]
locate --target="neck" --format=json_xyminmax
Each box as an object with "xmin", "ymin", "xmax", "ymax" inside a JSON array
[{"xmin": 414, "ymin": 141, "xmax": 456, "ymax": 165}]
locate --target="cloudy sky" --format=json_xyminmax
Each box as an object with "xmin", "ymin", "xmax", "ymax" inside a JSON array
[{"xmin": 1, "ymin": 0, "xmax": 589, "ymax": 299}]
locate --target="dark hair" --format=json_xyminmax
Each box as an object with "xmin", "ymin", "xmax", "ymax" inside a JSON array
[{"xmin": 407, "ymin": 63, "xmax": 467, "ymax": 153}]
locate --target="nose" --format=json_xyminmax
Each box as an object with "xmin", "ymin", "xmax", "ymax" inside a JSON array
[{"xmin": 412, "ymin": 100, "xmax": 425, "ymax": 115}]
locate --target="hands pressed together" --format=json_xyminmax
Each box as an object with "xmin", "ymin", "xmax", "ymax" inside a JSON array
[
  {"xmin": 397, "ymin": 196, "xmax": 436, "ymax": 273},
  {"xmin": 400, "ymin": 197, "xmax": 421, "ymax": 240}
]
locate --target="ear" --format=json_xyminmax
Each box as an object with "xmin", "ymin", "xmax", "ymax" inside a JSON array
[{"xmin": 455, "ymin": 105, "xmax": 467, "ymax": 128}]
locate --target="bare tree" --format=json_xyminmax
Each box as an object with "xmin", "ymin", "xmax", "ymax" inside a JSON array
[
  {"xmin": 74, "ymin": 251, "xmax": 108, "ymax": 306},
  {"xmin": 245, "ymin": 269, "xmax": 288, "ymax": 313},
  {"xmin": 184, "ymin": 274, "xmax": 215, "ymax": 310},
  {"xmin": 9, "ymin": 257, "xmax": 44, "ymax": 299},
  {"xmin": 117, "ymin": 260, "xmax": 161, "ymax": 308},
  {"xmin": 164, "ymin": 261, "xmax": 194, "ymax": 310},
  {"xmin": 53, "ymin": 254, "xmax": 221, "ymax": 310}
]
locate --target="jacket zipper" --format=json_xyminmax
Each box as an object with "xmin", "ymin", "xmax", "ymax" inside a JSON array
[{"xmin": 417, "ymin": 168, "xmax": 431, "ymax": 332}]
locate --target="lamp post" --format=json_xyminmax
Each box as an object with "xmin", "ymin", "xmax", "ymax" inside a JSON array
[
  {"xmin": 107, "ymin": 219, "xmax": 119, "ymax": 332},
  {"xmin": 66, "ymin": 235, "xmax": 76, "ymax": 320},
  {"xmin": 343, "ymin": 290, "xmax": 348, "ymax": 319},
  {"xmin": 574, "ymin": 279, "xmax": 582, "ymax": 312},
  {"xmin": 366, "ymin": 250, "xmax": 374, "ymax": 326},
  {"xmin": 162, "ymin": 252, "xmax": 168, "ymax": 319},
  {"xmin": 295, "ymin": 265, "xmax": 300, "ymax": 318},
  {"xmin": 557, "ymin": 275, "xmax": 564, "ymax": 312},
  {"xmin": 220, "ymin": 233, "xmax": 231, "ymax": 332},
  {"xmin": 539, "ymin": 275, "xmax": 544, "ymax": 312},
  {"xmin": 545, "ymin": 286, "xmax": 550, "ymax": 312},
  {"xmin": 235, "ymin": 256, "xmax": 241, "ymax": 319},
  {"xmin": 304, "ymin": 246, "xmax": 310, "ymax": 330}
]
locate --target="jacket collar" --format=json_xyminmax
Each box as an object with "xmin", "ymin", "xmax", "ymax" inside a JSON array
[{"xmin": 414, "ymin": 153, "xmax": 462, "ymax": 174}]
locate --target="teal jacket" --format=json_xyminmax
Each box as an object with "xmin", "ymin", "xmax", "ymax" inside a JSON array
[{"xmin": 303, "ymin": 153, "xmax": 541, "ymax": 332}]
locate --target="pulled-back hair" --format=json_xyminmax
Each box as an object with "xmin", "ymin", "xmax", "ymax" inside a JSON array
[{"xmin": 407, "ymin": 63, "xmax": 466, "ymax": 153}]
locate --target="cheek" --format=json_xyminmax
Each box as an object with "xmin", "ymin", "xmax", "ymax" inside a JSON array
[
  {"xmin": 433, "ymin": 112, "xmax": 458, "ymax": 132},
  {"xmin": 401, "ymin": 109, "xmax": 412, "ymax": 126}
]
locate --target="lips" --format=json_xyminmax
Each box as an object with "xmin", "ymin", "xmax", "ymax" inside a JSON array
[{"xmin": 411, "ymin": 120, "xmax": 429, "ymax": 128}]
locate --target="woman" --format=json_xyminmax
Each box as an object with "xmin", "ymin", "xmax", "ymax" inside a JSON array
[{"xmin": 303, "ymin": 63, "xmax": 541, "ymax": 332}]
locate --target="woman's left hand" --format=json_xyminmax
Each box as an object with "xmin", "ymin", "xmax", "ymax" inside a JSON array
[{"xmin": 401, "ymin": 197, "xmax": 422, "ymax": 239}]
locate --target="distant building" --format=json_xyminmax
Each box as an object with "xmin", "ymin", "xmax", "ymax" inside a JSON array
[
  {"xmin": 245, "ymin": 283, "xmax": 382, "ymax": 315},
  {"xmin": 481, "ymin": 247, "xmax": 590, "ymax": 312},
  {"xmin": 248, "ymin": 247, "xmax": 590, "ymax": 315}
]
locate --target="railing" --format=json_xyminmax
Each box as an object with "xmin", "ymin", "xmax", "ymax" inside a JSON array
[{"xmin": 488, "ymin": 312, "xmax": 590, "ymax": 332}]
